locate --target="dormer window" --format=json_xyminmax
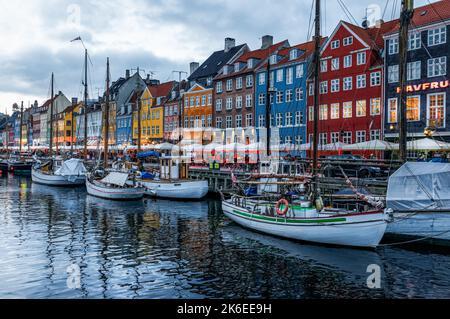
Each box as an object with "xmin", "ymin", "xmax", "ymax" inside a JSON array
[
  {"xmin": 171, "ymin": 91, "xmax": 176, "ymax": 99},
  {"xmin": 270, "ymin": 55, "xmax": 277, "ymax": 65},
  {"xmin": 248, "ymin": 59, "xmax": 254, "ymax": 69},
  {"xmin": 207, "ymin": 76, "xmax": 212, "ymax": 86},
  {"xmin": 223, "ymin": 65, "xmax": 229, "ymax": 75},
  {"xmin": 289, "ymin": 49, "xmax": 298, "ymax": 60},
  {"xmin": 234, "ymin": 63, "xmax": 240, "ymax": 73}
]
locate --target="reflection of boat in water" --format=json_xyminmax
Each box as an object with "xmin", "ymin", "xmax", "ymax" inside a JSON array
[
  {"xmin": 85, "ymin": 193, "xmax": 145, "ymax": 212},
  {"xmin": 221, "ymin": 224, "xmax": 382, "ymax": 277},
  {"xmin": 144, "ymin": 199, "xmax": 210, "ymax": 219}
]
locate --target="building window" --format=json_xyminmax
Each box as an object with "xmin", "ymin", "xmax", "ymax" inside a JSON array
[
  {"xmin": 246, "ymin": 75, "xmax": 253, "ymax": 87},
  {"xmin": 245, "ymin": 94, "xmax": 252, "ymax": 108},
  {"xmin": 343, "ymin": 102, "xmax": 352, "ymax": 118},
  {"xmin": 319, "ymin": 133, "xmax": 327, "ymax": 145},
  {"xmin": 309, "ymin": 83, "xmax": 314, "ymax": 96},
  {"xmin": 226, "ymin": 79, "xmax": 233, "ymax": 91},
  {"xmin": 226, "ymin": 97, "xmax": 233, "ymax": 110},
  {"xmin": 286, "ymin": 67, "xmax": 293, "ymax": 84},
  {"xmin": 236, "ymin": 96, "xmax": 243, "ymax": 109},
  {"xmin": 370, "ymin": 98, "xmax": 381, "ymax": 116},
  {"xmin": 290, "ymin": 49, "xmax": 298, "ymax": 60},
  {"xmin": 269, "ymin": 72, "xmax": 274, "ymax": 87},
  {"xmin": 308, "ymin": 106, "xmax": 314, "ymax": 121},
  {"xmin": 285, "ymin": 112, "xmax": 293, "ymax": 126},
  {"xmin": 331, "ymin": 103, "xmax": 339, "ymax": 119},
  {"xmin": 295, "ymin": 135, "xmax": 303, "ymax": 145},
  {"xmin": 215, "ymin": 99, "xmax": 222, "ymax": 111},
  {"xmin": 276, "ymin": 113, "xmax": 283, "ymax": 127},
  {"xmin": 407, "ymin": 61, "xmax": 421, "ymax": 80},
  {"xmin": 331, "ymin": 58, "xmax": 340, "ymax": 71},
  {"xmin": 258, "ymin": 93, "xmax": 266, "ymax": 105},
  {"xmin": 285, "ymin": 136, "xmax": 292, "ymax": 144},
  {"xmin": 370, "ymin": 71, "xmax": 381, "ymax": 86},
  {"xmin": 235, "ymin": 115, "xmax": 242, "ymax": 128},
  {"xmin": 320, "ymin": 81, "xmax": 328, "ymax": 94},
  {"xmin": 201, "ymin": 95, "xmax": 206, "ymax": 106},
  {"xmin": 406, "ymin": 96, "xmax": 420, "ymax": 121},
  {"xmin": 295, "ymin": 88, "xmax": 304, "ymax": 101},
  {"xmin": 389, "ymin": 37, "xmax": 399, "ymax": 55},
  {"xmin": 190, "ymin": 116, "xmax": 194, "ymax": 128},
  {"xmin": 320, "ymin": 60, "xmax": 327, "ymax": 72},
  {"xmin": 356, "ymin": 100, "xmax": 366, "ymax": 117},
  {"xmin": 428, "ymin": 27, "xmax": 447, "ymax": 46},
  {"xmin": 356, "ymin": 130, "xmax": 366, "ymax": 143},
  {"xmin": 428, "ymin": 57, "xmax": 447, "ymax": 77},
  {"xmin": 190, "ymin": 97, "xmax": 194, "ymax": 107},
  {"xmin": 342, "ymin": 131, "xmax": 352, "ymax": 144},
  {"xmin": 331, "ymin": 132, "xmax": 340, "ymax": 143},
  {"xmin": 331, "ymin": 79, "xmax": 340, "ymax": 92},
  {"xmin": 357, "ymin": 52, "xmax": 366, "ymax": 65},
  {"xmin": 276, "ymin": 91, "xmax": 283, "ymax": 104},
  {"xmin": 343, "ymin": 36, "xmax": 353, "ymax": 46},
  {"xmin": 370, "ymin": 130, "xmax": 381, "ymax": 140},
  {"xmin": 286, "ymin": 90, "xmax": 293, "ymax": 102},
  {"xmin": 319, "ymin": 105, "xmax": 328, "ymax": 120},
  {"xmin": 295, "ymin": 111, "xmax": 303, "ymax": 125},
  {"xmin": 196, "ymin": 96, "xmax": 200, "ymax": 107},
  {"xmin": 258, "ymin": 115, "xmax": 265, "ymax": 127},
  {"xmin": 388, "ymin": 65, "xmax": 399, "ymax": 83},
  {"xmin": 259, "ymin": 73, "xmax": 265, "ymax": 85},
  {"xmin": 270, "ymin": 55, "xmax": 277, "ymax": 65},
  {"xmin": 216, "ymin": 82, "xmax": 223, "ymax": 93},
  {"xmin": 343, "ymin": 77, "xmax": 352, "ymax": 91},
  {"xmin": 245, "ymin": 113, "xmax": 253, "ymax": 127},
  {"xmin": 207, "ymin": 115, "xmax": 212, "ymax": 127},
  {"xmin": 331, "ymin": 40, "xmax": 340, "ymax": 49},
  {"xmin": 226, "ymin": 116, "xmax": 232, "ymax": 128},
  {"xmin": 208, "ymin": 94, "xmax": 212, "ymax": 105},
  {"xmin": 428, "ymin": 93, "xmax": 446, "ymax": 128},
  {"xmin": 296, "ymin": 65, "xmax": 304, "ymax": 78},
  {"xmin": 356, "ymin": 74, "xmax": 366, "ymax": 89},
  {"xmin": 344, "ymin": 55, "xmax": 352, "ymax": 68},
  {"xmin": 408, "ymin": 32, "xmax": 421, "ymax": 50},
  {"xmin": 388, "ymin": 98, "xmax": 398, "ymax": 123},
  {"xmin": 276, "ymin": 69, "xmax": 284, "ymax": 82},
  {"xmin": 236, "ymin": 77, "xmax": 243, "ymax": 89}
]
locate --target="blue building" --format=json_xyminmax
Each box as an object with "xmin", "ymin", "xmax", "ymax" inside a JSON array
[
  {"xmin": 255, "ymin": 41, "xmax": 314, "ymax": 156},
  {"xmin": 384, "ymin": 1, "xmax": 450, "ymax": 143}
]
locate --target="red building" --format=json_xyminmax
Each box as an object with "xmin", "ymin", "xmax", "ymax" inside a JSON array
[{"xmin": 307, "ymin": 20, "xmax": 396, "ymax": 157}]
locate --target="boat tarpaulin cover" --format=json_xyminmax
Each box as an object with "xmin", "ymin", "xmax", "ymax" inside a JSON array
[
  {"xmin": 386, "ymin": 162, "xmax": 450, "ymax": 211},
  {"xmin": 55, "ymin": 159, "xmax": 87, "ymax": 176},
  {"xmin": 100, "ymin": 172, "xmax": 129, "ymax": 187}
]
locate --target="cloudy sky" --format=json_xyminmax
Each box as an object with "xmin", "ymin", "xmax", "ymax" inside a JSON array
[{"xmin": 0, "ymin": 0, "xmax": 436, "ymax": 114}]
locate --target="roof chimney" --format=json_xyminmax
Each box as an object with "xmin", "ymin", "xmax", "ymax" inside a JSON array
[
  {"xmin": 126, "ymin": 69, "xmax": 130, "ymax": 79},
  {"xmin": 261, "ymin": 35, "xmax": 274, "ymax": 49},
  {"xmin": 190, "ymin": 62, "xmax": 200, "ymax": 75},
  {"xmin": 224, "ymin": 38, "xmax": 236, "ymax": 53}
]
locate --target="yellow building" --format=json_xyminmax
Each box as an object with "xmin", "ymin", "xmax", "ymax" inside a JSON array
[
  {"xmin": 54, "ymin": 104, "xmax": 81, "ymax": 148},
  {"xmin": 132, "ymin": 82, "xmax": 174, "ymax": 145}
]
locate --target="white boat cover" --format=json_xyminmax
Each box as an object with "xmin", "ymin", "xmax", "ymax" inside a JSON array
[
  {"xmin": 100, "ymin": 172, "xmax": 129, "ymax": 187},
  {"xmin": 386, "ymin": 162, "xmax": 450, "ymax": 211},
  {"xmin": 54, "ymin": 159, "xmax": 86, "ymax": 176}
]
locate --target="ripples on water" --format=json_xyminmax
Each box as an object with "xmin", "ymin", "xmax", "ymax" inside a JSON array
[{"xmin": 1, "ymin": 174, "xmax": 450, "ymax": 299}]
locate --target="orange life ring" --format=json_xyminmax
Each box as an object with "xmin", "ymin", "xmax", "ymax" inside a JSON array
[{"xmin": 276, "ymin": 198, "xmax": 289, "ymax": 216}]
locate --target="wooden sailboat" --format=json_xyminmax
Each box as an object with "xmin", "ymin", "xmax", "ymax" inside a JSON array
[
  {"xmin": 85, "ymin": 58, "xmax": 145, "ymax": 200},
  {"xmin": 31, "ymin": 73, "xmax": 87, "ymax": 186},
  {"xmin": 221, "ymin": 0, "xmax": 388, "ymax": 248}
]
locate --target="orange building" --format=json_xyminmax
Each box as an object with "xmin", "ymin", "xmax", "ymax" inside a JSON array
[{"xmin": 183, "ymin": 83, "xmax": 213, "ymax": 130}]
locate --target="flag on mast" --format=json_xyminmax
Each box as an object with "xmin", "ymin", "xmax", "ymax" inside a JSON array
[{"xmin": 70, "ymin": 36, "xmax": 82, "ymax": 42}]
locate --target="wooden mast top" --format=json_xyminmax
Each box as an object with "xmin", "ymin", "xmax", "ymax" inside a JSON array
[{"xmin": 104, "ymin": 58, "xmax": 110, "ymax": 169}]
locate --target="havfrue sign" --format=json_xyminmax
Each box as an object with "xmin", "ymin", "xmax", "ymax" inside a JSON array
[{"xmin": 396, "ymin": 80, "xmax": 449, "ymax": 93}]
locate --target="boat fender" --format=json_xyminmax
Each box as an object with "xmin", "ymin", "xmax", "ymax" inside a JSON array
[{"xmin": 276, "ymin": 198, "xmax": 289, "ymax": 216}]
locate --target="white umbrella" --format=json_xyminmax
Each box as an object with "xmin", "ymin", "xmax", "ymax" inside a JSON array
[
  {"xmin": 343, "ymin": 139, "xmax": 398, "ymax": 151},
  {"xmin": 406, "ymin": 138, "xmax": 450, "ymax": 151}
]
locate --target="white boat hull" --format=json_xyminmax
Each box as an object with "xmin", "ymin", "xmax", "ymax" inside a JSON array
[
  {"xmin": 387, "ymin": 211, "xmax": 450, "ymax": 242},
  {"xmin": 32, "ymin": 168, "xmax": 86, "ymax": 186},
  {"xmin": 142, "ymin": 180, "xmax": 209, "ymax": 199},
  {"xmin": 222, "ymin": 200, "xmax": 387, "ymax": 248},
  {"xmin": 86, "ymin": 179, "xmax": 145, "ymax": 200}
]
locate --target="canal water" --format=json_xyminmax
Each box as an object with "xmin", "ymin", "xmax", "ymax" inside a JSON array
[{"xmin": 1, "ymin": 173, "xmax": 450, "ymax": 299}]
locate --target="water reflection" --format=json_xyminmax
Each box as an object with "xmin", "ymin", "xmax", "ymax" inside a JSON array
[{"xmin": 1, "ymin": 175, "xmax": 450, "ymax": 298}]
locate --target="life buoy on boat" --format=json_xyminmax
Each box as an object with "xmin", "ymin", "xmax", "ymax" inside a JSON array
[{"xmin": 275, "ymin": 198, "xmax": 289, "ymax": 216}]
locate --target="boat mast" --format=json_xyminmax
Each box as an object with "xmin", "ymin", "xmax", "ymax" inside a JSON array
[
  {"xmin": 398, "ymin": 0, "xmax": 414, "ymax": 163},
  {"xmin": 19, "ymin": 101, "xmax": 23, "ymax": 154},
  {"xmin": 136, "ymin": 67, "xmax": 142, "ymax": 153},
  {"xmin": 49, "ymin": 73, "xmax": 54, "ymax": 157},
  {"xmin": 84, "ymin": 49, "xmax": 89, "ymax": 160},
  {"xmin": 104, "ymin": 58, "xmax": 110, "ymax": 169},
  {"xmin": 312, "ymin": 0, "xmax": 321, "ymax": 199},
  {"xmin": 265, "ymin": 51, "xmax": 272, "ymax": 157}
]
